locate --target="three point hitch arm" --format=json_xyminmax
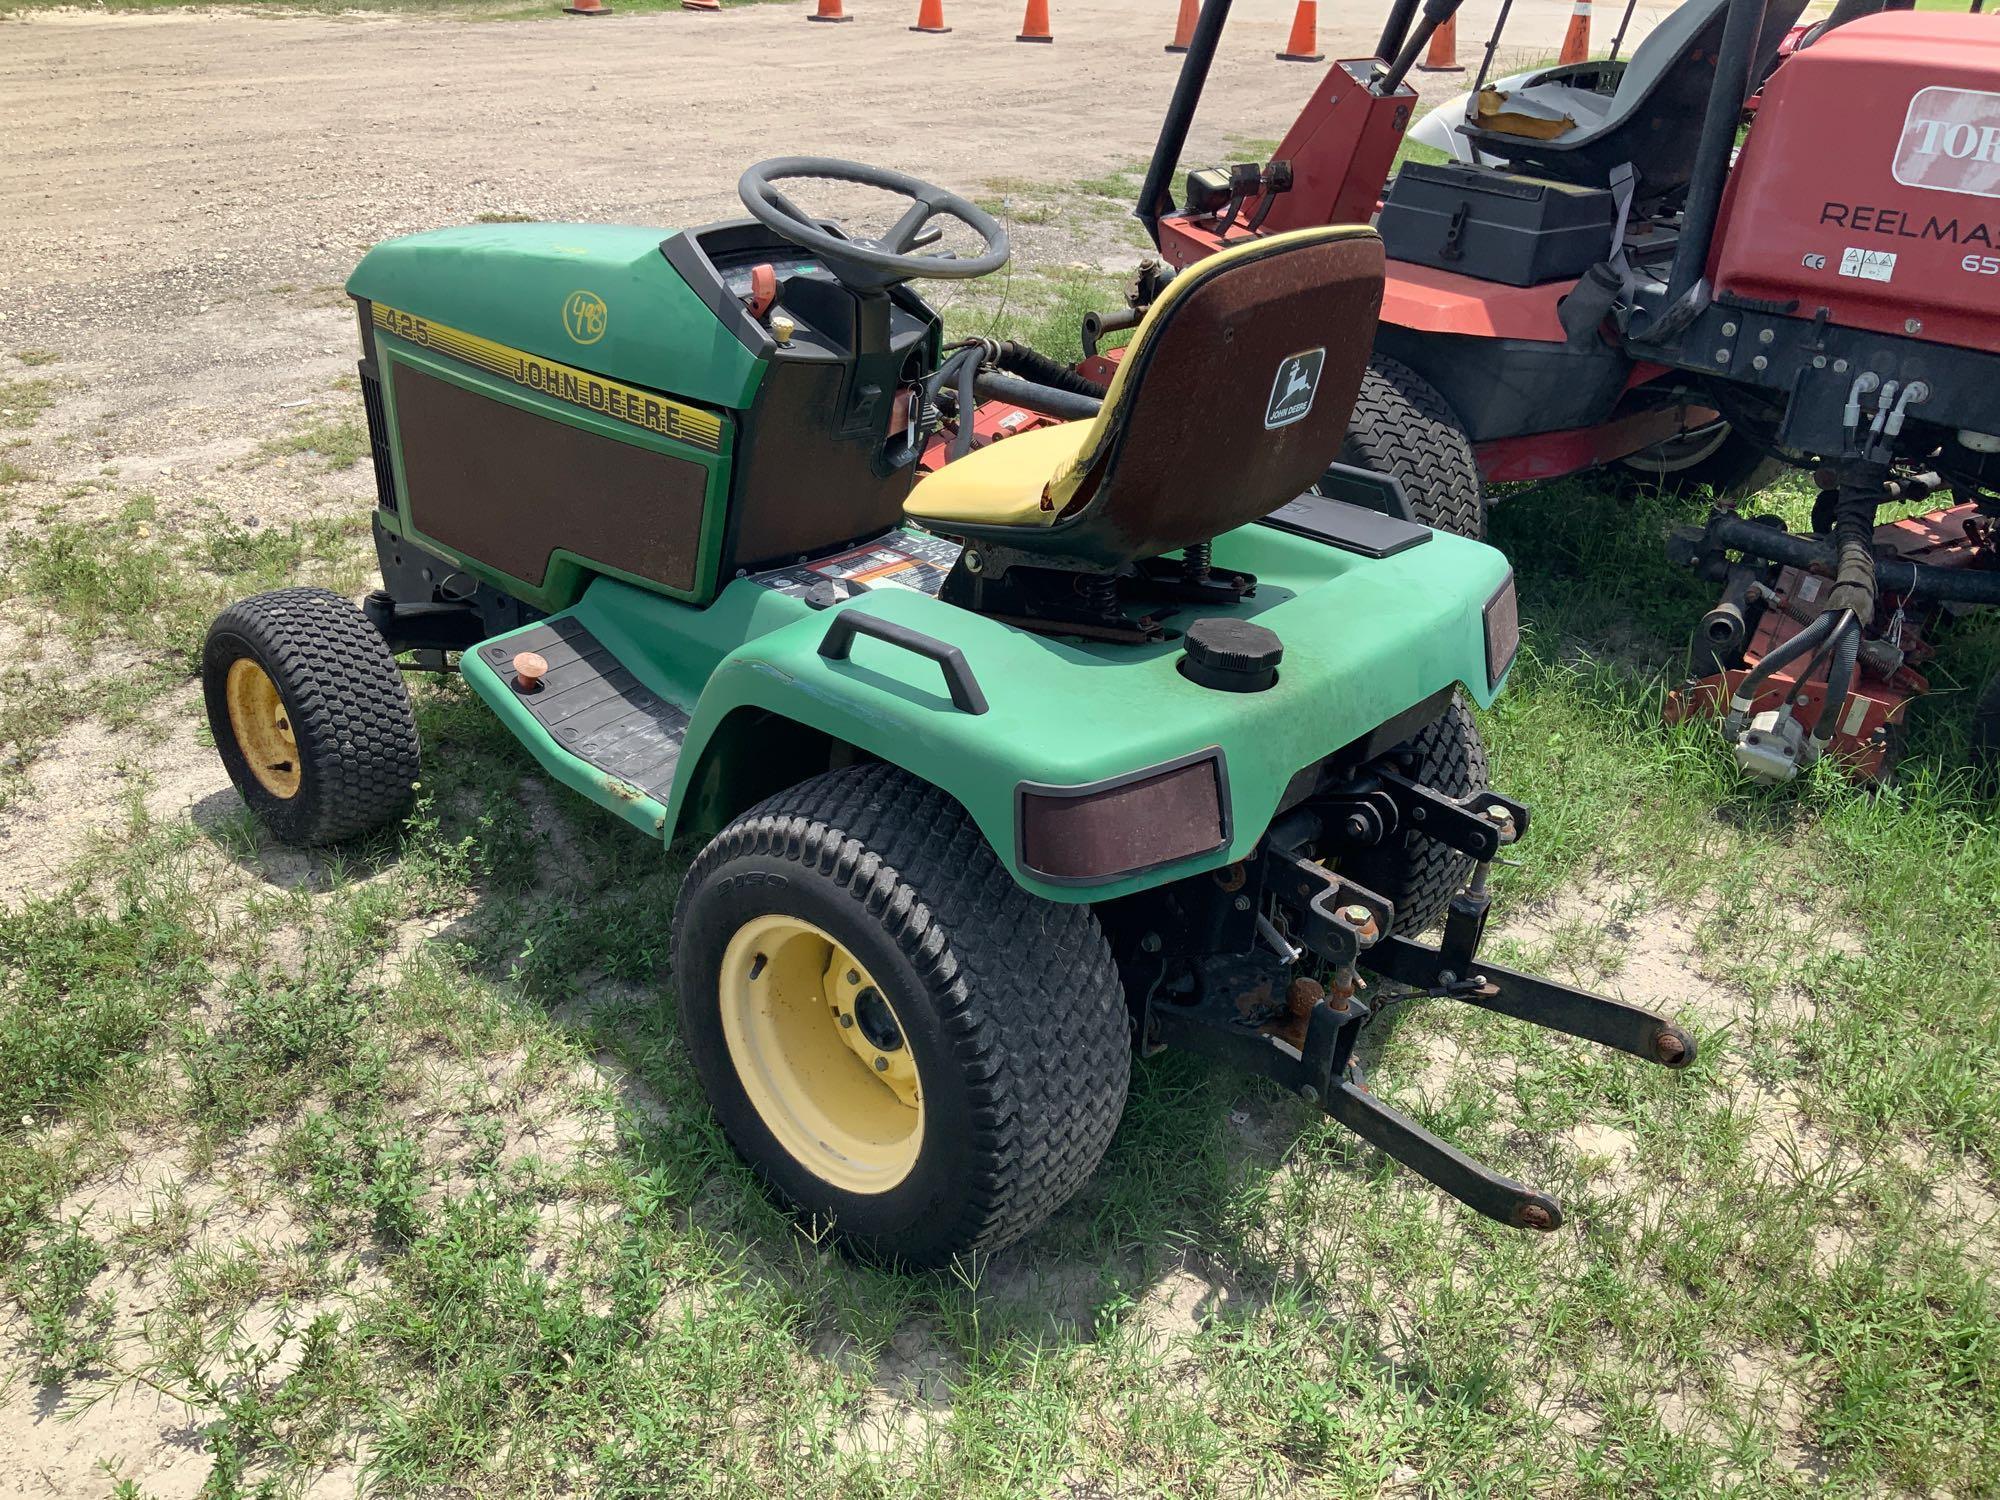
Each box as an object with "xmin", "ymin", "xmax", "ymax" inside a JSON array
[{"xmin": 1147, "ymin": 777, "xmax": 1697, "ymax": 1232}]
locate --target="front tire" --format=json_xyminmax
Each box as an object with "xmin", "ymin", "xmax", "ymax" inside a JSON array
[
  {"xmin": 202, "ymin": 587, "xmax": 420, "ymax": 846},
  {"xmin": 1334, "ymin": 354, "xmax": 1486, "ymax": 539},
  {"xmin": 671, "ymin": 764, "xmax": 1130, "ymax": 1266}
]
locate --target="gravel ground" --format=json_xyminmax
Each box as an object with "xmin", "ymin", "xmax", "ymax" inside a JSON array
[{"xmin": 0, "ymin": 0, "xmax": 1665, "ymax": 508}]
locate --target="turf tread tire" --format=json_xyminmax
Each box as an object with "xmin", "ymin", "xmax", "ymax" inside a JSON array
[
  {"xmin": 202, "ymin": 587, "xmax": 420, "ymax": 847},
  {"xmin": 1338, "ymin": 355, "xmax": 1485, "ymax": 540},
  {"xmin": 672, "ymin": 763, "xmax": 1130, "ymax": 1265}
]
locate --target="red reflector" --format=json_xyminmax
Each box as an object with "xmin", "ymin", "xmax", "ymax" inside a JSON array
[
  {"xmin": 1019, "ymin": 752, "xmax": 1229, "ymax": 885},
  {"xmin": 1485, "ymin": 574, "xmax": 1521, "ymax": 689}
]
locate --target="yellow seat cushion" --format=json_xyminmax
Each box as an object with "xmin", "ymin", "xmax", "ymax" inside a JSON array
[
  {"xmin": 904, "ymin": 225, "xmax": 1376, "ymax": 536},
  {"xmin": 903, "ymin": 421, "xmax": 1096, "ymax": 530}
]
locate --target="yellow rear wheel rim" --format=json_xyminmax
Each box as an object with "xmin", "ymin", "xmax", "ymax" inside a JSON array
[
  {"xmin": 718, "ymin": 914, "xmax": 924, "ymax": 1195},
  {"xmin": 224, "ymin": 657, "xmax": 301, "ymax": 800}
]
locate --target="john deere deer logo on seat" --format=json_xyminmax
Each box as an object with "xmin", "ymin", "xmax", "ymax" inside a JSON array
[
  {"xmin": 1265, "ymin": 347, "xmax": 1325, "ymax": 429},
  {"xmin": 563, "ymin": 290, "xmax": 609, "ymax": 345}
]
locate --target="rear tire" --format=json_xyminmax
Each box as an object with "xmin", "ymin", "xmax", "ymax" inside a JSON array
[
  {"xmin": 1343, "ymin": 695, "xmax": 1490, "ymax": 936},
  {"xmin": 671, "ymin": 764, "xmax": 1130, "ymax": 1267},
  {"xmin": 1617, "ymin": 420, "xmax": 1785, "ymax": 499},
  {"xmin": 1334, "ymin": 354, "xmax": 1485, "ymax": 539},
  {"xmin": 202, "ymin": 587, "xmax": 420, "ymax": 846}
]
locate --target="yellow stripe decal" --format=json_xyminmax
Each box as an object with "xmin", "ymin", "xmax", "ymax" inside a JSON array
[{"xmin": 372, "ymin": 302, "xmax": 723, "ymax": 454}]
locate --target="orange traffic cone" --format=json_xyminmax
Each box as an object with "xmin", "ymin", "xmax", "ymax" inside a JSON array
[
  {"xmin": 1418, "ymin": 13, "xmax": 1464, "ymax": 70},
  {"xmin": 563, "ymin": 0, "xmax": 612, "ymax": 15},
  {"xmin": 809, "ymin": 0, "xmax": 851, "ymax": 20},
  {"xmin": 1276, "ymin": 0, "xmax": 1322, "ymax": 61},
  {"xmin": 1017, "ymin": 0, "xmax": 1053, "ymax": 42},
  {"xmin": 911, "ymin": 0, "xmax": 950, "ymax": 30},
  {"xmin": 1166, "ymin": 0, "xmax": 1198, "ymax": 52},
  {"xmin": 1559, "ymin": 0, "xmax": 1591, "ymax": 63}
]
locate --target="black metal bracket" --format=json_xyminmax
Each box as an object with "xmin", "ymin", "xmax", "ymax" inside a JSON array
[
  {"xmin": 1260, "ymin": 846, "xmax": 1390, "ymax": 968},
  {"xmin": 1144, "ymin": 783, "xmax": 1698, "ymax": 1233},
  {"xmin": 1374, "ymin": 771, "xmax": 1528, "ymax": 861},
  {"xmin": 1326, "ymin": 1079, "xmax": 1563, "ymax": 1230},
  {"xmin": 1369, "ymin": 935, "xmax": 1698, "ymax": 1069},
  {"xmin": 1149, "ymin": 980, "xmax": 1567, "ymax": 1231},
  {"xmin": 362, "ymin": 591, "xmax": 488, "ymax": 657},
  {"xmin": 818, "ymin": 610, "xmax": 990, "ymax": 714},
  {"xmin": 1148, "ymin": 983, "xmax": 1365, "ymax": 1114}
]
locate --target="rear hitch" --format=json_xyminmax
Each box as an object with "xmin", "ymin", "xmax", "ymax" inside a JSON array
[{"xmin": 1145, "ymin": 789, "xmax": 1695, "ymax": 1232}]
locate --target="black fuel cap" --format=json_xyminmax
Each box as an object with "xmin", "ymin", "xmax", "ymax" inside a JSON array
[{"xmin": 1179, "ymin": 617, "xmax": 1282, "ymax": 692}]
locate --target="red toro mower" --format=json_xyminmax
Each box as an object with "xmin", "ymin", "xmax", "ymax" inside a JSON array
[{"xmin": 941, "ymin": 0, "xmax": 2000, "ymax": 778}]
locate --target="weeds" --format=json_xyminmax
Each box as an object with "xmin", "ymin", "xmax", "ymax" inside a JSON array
[{"xmin": 255, "ymin": 413, "xmax": 367, "ymax": 471}]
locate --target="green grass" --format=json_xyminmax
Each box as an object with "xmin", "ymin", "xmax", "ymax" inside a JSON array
[
  {"xmin": 0, "ymin": 379, "xmax": 54, "ymax": 430},
  {"xmin": 0, "ymin": 509, "xmax": 366, "ymax": 669},
  {"xmin": 255, "ymin": 410, "xmax": 368, "ymax": 471},
  {"xmin": 13, "ymin": 350, "xmax": 60, "ymax": 369},
  {"xmin": 2, "ymin": 189, "xmax": 1999, "ymax": 1496}
]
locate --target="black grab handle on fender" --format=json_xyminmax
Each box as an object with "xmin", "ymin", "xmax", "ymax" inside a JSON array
[{"xmin": 817, "ymin": 611, "xmax": 990, "ymax": 715}]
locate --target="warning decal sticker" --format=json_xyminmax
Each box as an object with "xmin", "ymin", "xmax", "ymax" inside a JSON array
[
  {"xmin": 752, "ymin": 530, "xmax": 963, "ymax": 602},
  {"xmin": 1839, "ymin": 246, "xmax": 1897, "ymax": 283}
]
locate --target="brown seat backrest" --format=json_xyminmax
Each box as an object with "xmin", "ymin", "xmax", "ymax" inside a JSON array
[{"xmin": 1019, "ymin": 225, "xmax": 1385, "ymax": 571}]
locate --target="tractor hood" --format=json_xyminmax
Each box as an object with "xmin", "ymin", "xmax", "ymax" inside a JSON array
[{"xmin": 348, "ymin": 222, "xmax": 766, "ymax": 410}]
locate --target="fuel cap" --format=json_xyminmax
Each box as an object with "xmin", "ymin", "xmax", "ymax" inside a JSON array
[{"xmin": 1179, "ymin": 617, "xmax": 1281, "ymax": 692}]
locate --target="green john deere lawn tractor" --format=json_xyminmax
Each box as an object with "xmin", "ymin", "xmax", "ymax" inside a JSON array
[{"xmin": 203, "ymin": 157, "xmax": 1696, "ymax": 1265}]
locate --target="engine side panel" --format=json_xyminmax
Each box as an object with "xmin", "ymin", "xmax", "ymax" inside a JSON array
[
  {"xmin": 1713, "ymin": 12, "xmax": 2000, "ymax": 354},
  {"xmin": 367, "ymin": 307, "xmax": 736, "ymax": 613}
]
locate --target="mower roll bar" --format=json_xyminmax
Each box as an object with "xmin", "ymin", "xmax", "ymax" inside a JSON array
[
  {"xmin": 1134, "ymin": 0, "xmax": 1471, "ymax": 244},
  {"xmin": 1639, "ymin": 0, "xmax": 1771, "ymax": 336},
  {"xmin": 1137, "ymin": 0, "xmax": 1237, "ymax": 241}
]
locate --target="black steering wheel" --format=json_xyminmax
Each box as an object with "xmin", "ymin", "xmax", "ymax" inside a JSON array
[{"xmin": 737, "ymin": 156, "xmax": 1010, "ymax": 288}]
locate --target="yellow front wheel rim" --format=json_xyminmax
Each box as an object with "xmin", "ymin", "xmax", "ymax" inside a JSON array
[
  {"xmin": 224, "ymin": 657, "xmax": 302, "ymax": 799},
  {"xmin": 718, "ymin": 914, "xmax": 924, "ymax": 1195}
]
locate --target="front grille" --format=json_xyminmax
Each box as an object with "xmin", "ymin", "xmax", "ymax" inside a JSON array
[{"xmin": 359, "ymin": 361, "xmax": 397, "ymax": 511}]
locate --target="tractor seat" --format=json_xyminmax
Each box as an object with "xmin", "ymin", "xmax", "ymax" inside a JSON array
[
  {"xmin": 905, "ymin": 226, "xmax": 1383, "ymax": 572},
  {"xmin": 1458, "ymin": 0, "xmax": 1805, "ymax": 200}
]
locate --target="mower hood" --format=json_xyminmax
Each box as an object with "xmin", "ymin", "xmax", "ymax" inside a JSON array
[{"xmin": 348, "ymin": 222, "xmax": 766, "ymax": 410}]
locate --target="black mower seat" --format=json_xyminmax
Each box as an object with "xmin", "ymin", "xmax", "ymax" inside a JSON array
[
  {"xmin": 1458, "ymin": 0, "xmax": 1806, "ymax": 200},
  {"xmin": 904, "ymin": 225, "xmax": 1383, "ymax": 572}
]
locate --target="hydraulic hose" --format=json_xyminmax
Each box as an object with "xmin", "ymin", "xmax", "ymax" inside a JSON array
[
  {"xmin": 972, "ymin": 372, "xmax": 1104, "ymax": 421},
  {"xmin": 991, "ymin": 341, "xmax": 1109, "ymax": 400},
  {"xmin": 924, "ymin": 344, "xmax": 986, "ymax": 463},
  {"xmin": 1722, "ymin": 608, "xmax": 1840, "ymax": 735},
  {"xmin": 1824, "ymin": 464, "xmax": 1889, "ymax": 621},
  {"xmin": 1808, "ymin": 611, "xmax": 1862, "ymax": 754}
]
